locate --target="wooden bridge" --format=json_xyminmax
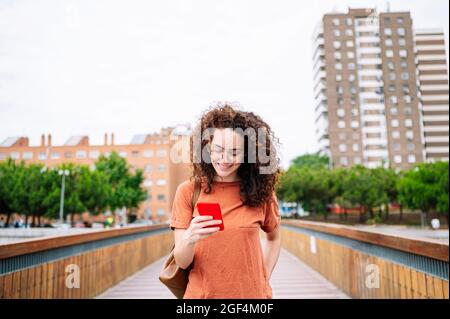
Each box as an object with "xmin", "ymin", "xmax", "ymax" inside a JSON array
[{"xmin": 0, "ymin": 220, "xmax": 448, "ymax": 299}]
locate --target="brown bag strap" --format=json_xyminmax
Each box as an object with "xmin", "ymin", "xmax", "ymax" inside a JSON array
[{"xmin": 191, "ymin": 177, "xmax": 201, "ymax": 214}]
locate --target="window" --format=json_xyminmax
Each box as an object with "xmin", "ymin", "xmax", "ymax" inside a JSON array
[
  {"xmin": 386, "ymin": 50, "xmax": 394, "ymax": 58},
  {"xmin": 340, "ymin": 157, "xmax": 348, "ymax": 166},
  {"xmin": 157, "ymin": 208, "xmax": 166, "ymax": 216},
  {"xmin": 336, "ymin": 74, "xmax": 342, "ymax": 82},
  {"xmin": 390, "ymin": 96, "xmax": 398, "ymax": 105},
  {"xmin": 384, "ymin": 28, "xmax": 392, "ymax": 36},
  {"xmin": 76, "ymin": 150, "xmax": 87, "ymax": 159},
  {"xmin": 143, "ymin": 150, "xmax": 154, "ymax": 158},
  {"xmin": 352, "ymin": 133, "xmax": 360, "ymax": 140},
  {"xmin": 349, "ymin": 74, "xmax": 356, "ymax": 82},
  {"xmin": 352, "ymin": 144, "xmax": 359, "ymax": 152},
  {"xmin": 393, "ymin": 143, "xmax": 401, "ymax": 151},
  {"xmin": 333, "ymin": 41, "xmax": 341, "ymax": 49},
  {"xmin": 51, "ymin": 152, "xmax": 60, "ymax": 159},
  {"xmin": 131, "ymin": 150, "xmax": 139, "ymax": 157},
  {"xmin": 119, "ymin": 151, "xmax": 127, "ymax": 158},
  {"xmin": 351, "ymin": 121, "xmax": 359, "ymax": 128},
  {"xmin": 144, "ymin": 164, "xmax": 152, "ymax": 173},
  {"xmin": 394, "ymin": 155, "xmax": 402, "ymax": 164},
  {"xmin": 354, "ymin": 156, "xmax": 361, "ymax": 164},
  {"xmin": 397, "ymin": 17, "xmax": 404, "ymax": 24},
  {"xmin": 389, "ymin": 72, "xmax": 396, "ymax": 81},
  {"xmin": 390, "ymin": 107, "xmax": 398, "ymax": 115},
  {"xmin": 335, "ymin": 63, "xmax": 342, "ymax": 70},
  {"xmin": 38, "ymin": 152, "xmax": 47, "ymax": 160},
  {"xmin": 391, "ymin": 119, "xmax": 399, "ymax": 127},
  {"xmin": 399, "ymin": 38, "xmax": 406, "ymax": 46},
  {"xmin": 89, "ymin": 150, "xmax": 100, "ymax": 159},
  {"xmin": 334, "ymin": 52, "xmax": 342, "ymax": 60},
  {"xmin": 156, "ymin": 149, "xmax": 167, "ymax": 157},
  {"xmin": 337, "ymin": 109, "xmax": 345, "ymax": 117},
  {"xmin": 346, "ymin": 40, "xmax": 354, "ymax": 48},
  {"xmin": 401, "ymin": 72, "xmax": 409, "ymax": 80},
  {"xmin": 0, "ymin": 153, "xmax": 5, "ymax": 160},
  {"xmin": 10, "ymin": 152, "xmax": 20, "ymax": 160},
  {"xmin": 400, "ymin": 60, "xmax": 408, "ymax": 69},
  {"xmin": 157, "ymin": 194, "xmax": 167, "ymax": 201},
  {"xmin": 403, "ymin": 95, "xmax": 412, "ymax": 103},
  {"xmin": 399, "ymin": 50, "xmax": 407, "ymax": 58},
  {"xmin": 345, "ymin": 29, "xmax": 353, "ymax": 36},
  {"xmin": 392, "ymin": 131, "xmax": 400, "ymax": 139},
  {"xmin": 402, "ymin": 85, "xmax": 410, "ymax": 94},
  {"xmin": 338, "ymin": 121, "xmax": 346, "ymax": 129},
  {"xmin": 350, "ymin": 86, "xmax": 357, "ymax": 94},
  {"xmin": 405, "ymin": 119, "xmax": 413, "ymax": 127},
  {"xmin": 407, "ymin": 143, "xmax": 415, "ymax": 151},
  {"xmin": 339, "ymin": 133, "xmax": 347, "ymax": 140},
  {"xmin": 351, "ymin": 108, "xmax": 359, "ymax": 117},
  {"xmin": 385, "ymin": 38, "xmax": 393, "ymax": 46},
  {"xmin": 346, "ymin": 18, "xmax": 353, "ymax": 26},
  {"xmin": 23, "ymin": 152, "xmax": 32, "ymax": 160},
  {"xmin": 143, "ymin": 179, "xmax": 153, "ymax": 187},
  {"xmin": 333, "ymin": 30, "xmax": 341, "ymax": 37},
  {"xmin": 332, "ymin": 18, "xmax": 340, "ymax": 26},
  {"xmin": 406, "ymin": 131, "xmax": 414, "ymax": 140},
  {"xmin": 347, "ymin": 51, "xmax": 355, "ymax": 59},
  {"xmin": 348, "ymin": 63, "xmax": 356, "ymax": 70},
  {"xmin": 397, "ymin": 28, "xmax": 406, "ymax": 36},
  {"xmin": 408, "ymin": 154, "xmax": 416, "ymax": 163},
  {"xmin": 156, "ymin": 179, "xmax": 167, "ymax": 186},
  {"xmin": 64, "ymin": 151, "xmax": 72, "ymax": 159},
  {"xmin": 158, "ymin": 164, "xmax": 167, "ymax": 172},
  {"xmin": 389, "ymin": 85, "xmax": 396, "ymax": 92},
  {"xmin": 404, "ymin": 107, "xmax": 412, "ymax": 115},
  {"xmin": 387, "ymin": 61, "xmax": 395, "ymax": 70},
  {"xmin": 339, "ymin": 144, "xmax": 347, "ymax": 152}
]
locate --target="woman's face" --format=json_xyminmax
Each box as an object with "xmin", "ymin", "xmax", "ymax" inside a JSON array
[{"xmin": 210, "ymin": 128, "xmax": 244, "ymax": 180}]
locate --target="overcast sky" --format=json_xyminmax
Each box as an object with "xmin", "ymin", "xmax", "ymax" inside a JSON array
[{"xmin": 0, "ymin": 0, "xmax": 448, "ymax": 168}]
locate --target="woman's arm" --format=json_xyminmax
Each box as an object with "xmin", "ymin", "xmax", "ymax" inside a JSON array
[
  {"xmin": 174, "ymin": 229, "xmax": 196, "ymax": 269},
  {"xmin": 263, "ymin": 225, "xmax": 281, "ymax": 280}
]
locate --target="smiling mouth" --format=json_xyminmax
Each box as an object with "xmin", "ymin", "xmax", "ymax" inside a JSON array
[{"xmin": 218, "ymin": 163, "xmax": 233, "ymax": 170}]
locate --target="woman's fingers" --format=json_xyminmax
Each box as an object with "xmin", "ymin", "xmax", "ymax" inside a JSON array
[{"xmin": 195, "ymin": 227, "xmax": 220, "ymax": 235}]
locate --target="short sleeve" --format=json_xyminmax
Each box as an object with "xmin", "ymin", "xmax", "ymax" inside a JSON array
[
  {"xmin": 261, "ymin": 191, "xmax": 281, "ymax": 233},
  {"xmin": 169, "ymin": 180, "xmax": 195, "ymax": 231}
]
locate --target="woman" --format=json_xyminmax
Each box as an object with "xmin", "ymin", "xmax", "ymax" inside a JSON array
[{"xmin": 170, "ymin": 103, "xmax": 282, "ymax": 299}]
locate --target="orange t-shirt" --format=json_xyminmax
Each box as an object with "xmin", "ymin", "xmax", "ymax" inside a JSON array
[{"xmin": 169, "ymin": 179, "xmax": 281, "ymax": 299}]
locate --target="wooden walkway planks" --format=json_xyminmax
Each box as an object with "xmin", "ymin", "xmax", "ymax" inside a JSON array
[{"xmin": 97, "ymin": 245, "xmax": 349, "ymax": 299}]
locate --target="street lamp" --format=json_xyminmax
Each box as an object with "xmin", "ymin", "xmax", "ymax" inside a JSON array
[{"xmin": 58, "ymin": 169, "xmax": 70, "ymax": 226}]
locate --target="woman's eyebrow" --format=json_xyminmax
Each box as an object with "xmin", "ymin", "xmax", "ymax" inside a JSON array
[{"xmin": 213, "ymin": 144, "xmax": 241, "ymax": 151}]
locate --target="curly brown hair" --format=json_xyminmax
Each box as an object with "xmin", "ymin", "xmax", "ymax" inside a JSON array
[{"xmin": 190, "ymin": 103, "xmax": 281, "ymax": 207}]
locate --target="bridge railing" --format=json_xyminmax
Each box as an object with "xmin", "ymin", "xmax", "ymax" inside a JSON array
[
  {"xmin": 281, "ymin": 220, "xmax": 449, "ymax": 299},
  {"xmin": 0, "ymin": 224, "xmax": 172, "ymax": 299}
]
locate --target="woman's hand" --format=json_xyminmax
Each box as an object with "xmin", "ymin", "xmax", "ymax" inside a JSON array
[{"xmin": 182, "ymin": 215, "xmax": 222, "ymax": 246}]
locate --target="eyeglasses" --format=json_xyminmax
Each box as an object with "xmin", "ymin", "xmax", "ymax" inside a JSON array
[{"xmin": 210, "ymin": 144, "xmax": 244, "ymax": 160}]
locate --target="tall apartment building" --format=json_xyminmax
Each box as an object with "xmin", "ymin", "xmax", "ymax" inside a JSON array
[
  {"xmin": 415, "ymin": 29, "xmax": 449, "ymax": 161},
  {"xmin": 313, "ymin": 8, "xmax": 448, "ymax": 169},
  {"xmin": 0, "ymin": 126, "xmax": 192, "ymax": 223}
]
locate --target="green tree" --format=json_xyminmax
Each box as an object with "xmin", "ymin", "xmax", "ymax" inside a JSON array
[
  {"xmin": 44, "ymin": 163, "xmax": 86, "ymax": 226},
  {"xmin": 342, "ymin": 166, "xmax": 387, "ymax": 223},
  {"xmin": 0, "ymin": 159, "xmax": 22, "ymax": 227},
  {"xmin": 95, "ymin": 152, "xmax": 147, "ymax": 224},
  {"xmin": 397, "ymin": 162, "xmax": 449, "ymax": 227}
]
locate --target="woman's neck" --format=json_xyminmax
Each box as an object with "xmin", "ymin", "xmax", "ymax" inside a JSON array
[{"xmin": 213, "ymin": 173, "xmax": 240, "ymax": 182}]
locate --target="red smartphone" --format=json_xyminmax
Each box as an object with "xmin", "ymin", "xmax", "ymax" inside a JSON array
[{"xmin": 196, "ymin": 202, "xmax": 225, "ymax": 231}]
